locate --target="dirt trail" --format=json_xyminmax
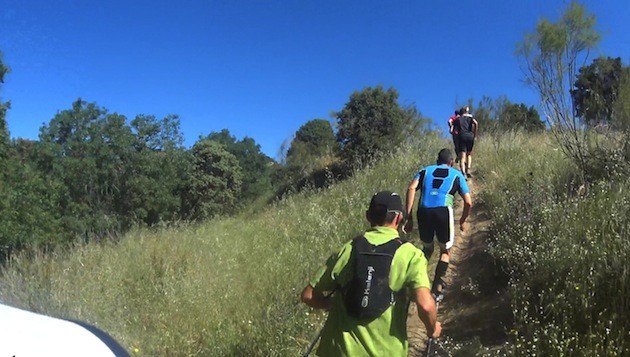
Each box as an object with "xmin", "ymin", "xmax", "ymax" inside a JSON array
[{"xmin": 407, "ymin": 178, "xmax": 512, "ymax": 356}]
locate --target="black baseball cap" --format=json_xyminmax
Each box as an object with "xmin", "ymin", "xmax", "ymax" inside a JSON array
[{"xmin": 368, "ymin": 191, "xmax": 404, "ymax": 213}]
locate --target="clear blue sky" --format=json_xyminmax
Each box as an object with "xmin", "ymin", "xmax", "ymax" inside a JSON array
[{"xmin": 1, "ymin": 0, "xmax": 629, "ymax": 159}]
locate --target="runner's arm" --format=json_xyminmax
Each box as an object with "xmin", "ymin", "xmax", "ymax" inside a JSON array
[
  {"xmin": 459, "ymin": 193, "xmax": 472, "ymax": 231},
  {"xmin": 302, "ymin": 250, "xmax": 344, "ymax": 311},
  {"xmin": 301, "ymin": 285, "xmax": 333, "ymax": 311},
  {"xmin": 404, "ymin": 178, "xmax": 419, "ymax": 233},
  {"xmin": 406, "ymin": 178, "xmax": 419, "ymax": 218},
  {"xmin": 472, "ymin": 119, "xmax": 478, "ymax": 138},
  {"xmin": 415, "ymin": 287, "xmax": 441, "ymax": 338}
]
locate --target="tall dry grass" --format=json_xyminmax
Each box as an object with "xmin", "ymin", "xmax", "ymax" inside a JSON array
[
  {"xmin": 0, "ymin": 134, "xmax": 447, "ymax": 355},
  {"xmin": 476, "ymin": 130, "xmax": 630, "ymax": 356}
]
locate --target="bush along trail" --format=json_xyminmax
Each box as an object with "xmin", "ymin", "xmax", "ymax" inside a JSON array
[{"xmin": 406, "ymin": 176, "xmax": 512, "ymax": 356}]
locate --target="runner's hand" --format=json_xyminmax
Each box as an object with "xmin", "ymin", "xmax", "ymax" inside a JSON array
[
  {"xmin": 459, "ymin": 219, "xmax": 466, "ymax": 232},
  {"xmin": 431, "ymin": 321, "xmax": 442, "ymax": 338},
  {"xmin": 403, "ymin": 219, "xmax": 413, "ymax": 234}
]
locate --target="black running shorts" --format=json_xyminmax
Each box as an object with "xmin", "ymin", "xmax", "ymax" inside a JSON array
[
  {"xmin": 452, "ymin": 134, "xmax": 461, "ymax": 155},
  {"xmin": 459, "ymin": 133, "xmax": 474, "ymax": 153},
  {"xmin": 417, "ymin": 206, "xmax": 455, "ymax": 250}
]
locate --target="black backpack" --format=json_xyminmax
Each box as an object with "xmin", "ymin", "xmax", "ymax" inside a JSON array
[{"xmin": 343, "ymin": 236, "xmax": 403, "ymax": 321}]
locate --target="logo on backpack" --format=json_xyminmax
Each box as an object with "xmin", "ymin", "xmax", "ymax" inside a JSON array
[
  {"xmin": 361, "ymin": 266, "xmax": 375, "ymax": 307},
  {"xmin": 343, "ymin": 237, "xmax": 403, "ymax": 322}
]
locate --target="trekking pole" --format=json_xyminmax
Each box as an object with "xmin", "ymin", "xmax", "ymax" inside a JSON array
[
  {"xmin": 302, "ymin": 290, "xmax": 334, "ymax": 357},
  {"xmin": 302, "ymin": 323, "xmax": 324, "ymax": 357}
]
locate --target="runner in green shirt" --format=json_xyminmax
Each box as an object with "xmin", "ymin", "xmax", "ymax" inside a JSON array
[{"xmin": 301, "ymin": 191, "xmax": 441, "ymax": 356}]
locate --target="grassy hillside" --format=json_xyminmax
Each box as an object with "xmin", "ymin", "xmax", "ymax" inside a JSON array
[
  {"xmin": 0, "ymin": 134, "xmax": 446, "ymax": 355},
  {"xmin": 475, "ymin": 132, "xmax": 630, "ymax": 356},
  {"xmin": 2, "ymin": 130, "xmax": 628, "ymax": 356}
]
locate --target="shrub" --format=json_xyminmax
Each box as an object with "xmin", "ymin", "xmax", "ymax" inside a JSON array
[{"xmin": 477, "ymin": 132, "xmax": 630, "ymax": 356}]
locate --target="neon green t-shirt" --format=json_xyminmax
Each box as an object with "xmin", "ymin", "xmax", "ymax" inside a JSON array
[{"xmin": 309, "ymin": 226, "xmax": 430, "ymax": 357}]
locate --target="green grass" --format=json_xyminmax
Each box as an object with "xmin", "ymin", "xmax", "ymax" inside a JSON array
[
  {"xmin": 475, "ymin": 131, "xmax": 630, "ymax": 356},
  {"xmin": 4, "ymin": 130, "xmax": 627, "ymax": 356},
  {"xmin": 0, "ymin": 134, "xmax": 446, "ymax": 356}
]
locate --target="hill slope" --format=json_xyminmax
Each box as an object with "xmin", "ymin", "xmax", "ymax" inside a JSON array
[
  {"xmin": 7, "ymin": 131, "xmax": 623, "ymax": 356},
  {"xmin": 1, "ymin": 136, "xmax": 451, "ymax": 355}
]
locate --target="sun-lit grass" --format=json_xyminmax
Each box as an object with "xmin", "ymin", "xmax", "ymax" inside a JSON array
[
  {"xmin": 5, "ymin": 130, "xmax": 626, "ymax": 356},
  {"xmin": 475, "ymin": 131, "xmax": 630, "ymax": 356},
  {"xmin": 0, "ymin": 134, "xmax": 447, "ymax": 356}
]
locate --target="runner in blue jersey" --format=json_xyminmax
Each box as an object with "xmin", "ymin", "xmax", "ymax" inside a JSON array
[{"xmin": 403, "ymin": 149, "xmax": 472, "ymax": 299}]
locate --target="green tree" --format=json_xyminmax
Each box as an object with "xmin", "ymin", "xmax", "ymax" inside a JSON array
[
  {"xmin": 131, "ymin": 114, "xmax": 184, "ymax": 151},
  {"xmin": 401, "ymin": 105, "xmax": 434, "ymax": 141},
  {"xmin": 128, "ymin": 114, "xmax": 188, "ymax": 225},
  {"xmin": 204, "ymin": 129, "xmax": 272, "ymax": 203},
  {"xmin": 0, "ymin": 53, "xmax": 64, "ymax": 259},
  {"xmin": 288, "ymin": 119, "xmax": 337, "ymax": 159},
  {"xmin": 614, "ymin": 68, "xmax": 630, "ymax": 132},
  {"xmin": 469, "ymin": 96, "xmax": 544, "ymax": 144},
  {"xmin": 0, "ymin": 52, "xmax": 10, "ymax": 163},
  {"xmin": 285, "ymin": 119, "xmax": 337, "ymax": 174},
  {"xmin": 571, "ymin": 57, "xmax": 627, "ymax": 127},
  {"xmin": 611, "ymin": 69, "xmax": 630, "ymax": 167},
  {"xmin": 0, "ymin": 156, "xmax": 64, "ymax": 257},
  {"xmin": 39, "ymin": 103, "xmax": 194, "ymax": 231},
  {"xmin": 499, "ymin": 103, "xmax": 545, "ymax": 132},
  {"xmin": 184, "ymin": 139, "xmax": 243, "ymax": 220},
  {"xmin": 39, "ymin": 99, "xmax": 137, "ymax": 235},
  {"xmin": 470, "ymin": 96, "xmax": 508, "ymax": 137},
  {"xmin": 335, "ymin": 85, "xmax": 417, "ymax": 166},
  {"xmin": 516, "ymin": 1, "xmax": 600, "ymax": 179}
]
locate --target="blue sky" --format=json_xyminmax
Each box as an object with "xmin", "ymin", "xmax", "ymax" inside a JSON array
[{"xmin": 1, "ymin": 1, "xmax": 629, "ymax": 159}]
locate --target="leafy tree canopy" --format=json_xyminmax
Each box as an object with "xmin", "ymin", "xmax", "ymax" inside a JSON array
[
  {"xmin": 286, "ymin": 119, "xmax": 337, "ymax": 167},
  {"xmin": 517, "ymin": 1, "xmax": 600, "ymax": 179},
  {"xmin": 131, "ymin": 114, "xmax": 185, "ymax": 151},
  {"xmin": 0, "ymin": 52, "xmax": 11, "ymax": 162},
  {"xmin": 204, "ymin": 129, "xmax": 273, "ymax": 202},
  {"xmin": 516, "ymin": 0, "xmax": 599, "ymax": 126},
  {"xmin": 470, "ymin": 96, "xmax": 544, "ymax": 135},
  {"xmin": 499, "ymin": 103, "xmax": 545, "ymax": 132},
  {"xmin": 0, "ymin": 61, "xmax": 68, "ymax": 257},
  {"xmin": 186, "ymin": 139, "xmax": 243, "ymax": 220},
  {"xmin": 0, "ymin": 54, "xmax": 8, "ymax": 84},
  {"xmin": 572, "ymin": 56, "xmax": 629, "ymax": 127},
  {"xmin": 335, "ymin": 85, "xmax": 419, "ymax": 166},
  {"xmin": 470, "ymin": 96, "xmax": 507, "ymax": 137}
]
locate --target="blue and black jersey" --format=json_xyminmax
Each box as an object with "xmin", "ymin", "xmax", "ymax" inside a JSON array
[{"xmin": 413, "ymin": 164, "xmax": 469, "ymax": 208}]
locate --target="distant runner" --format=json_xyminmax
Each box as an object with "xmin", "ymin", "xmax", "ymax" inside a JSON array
[
  {"xmin": 403, "ymin": 149, "xmax": 472, "ymax": 299},
  {"xmin": 301, "ymin": 191, "xmax": 441, "ymax": 356},
  {"xmin": 447, "ymin": 109, "xmax": 461, "ymax": 162},
  {"xmin": 453, "ymin": 106, "xmax": 478, "ymax": 178}
]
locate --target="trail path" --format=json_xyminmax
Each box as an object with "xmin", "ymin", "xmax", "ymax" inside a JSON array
[{"xmin": 406, "ymin": 178, "xmax": 512, "ymax": 356}]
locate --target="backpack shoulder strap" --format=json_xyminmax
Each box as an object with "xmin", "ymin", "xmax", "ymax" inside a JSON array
[
  {"xmin": 383, "ymin": 238, "xmax": 403, "ymax": 256},
  {"xmin": 353, "ymin": 236, "xmax": 403, "ymax": 255},
  {"xmin": 351, "ymin": 236, "xmax": 371, "ymax": 252}
]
